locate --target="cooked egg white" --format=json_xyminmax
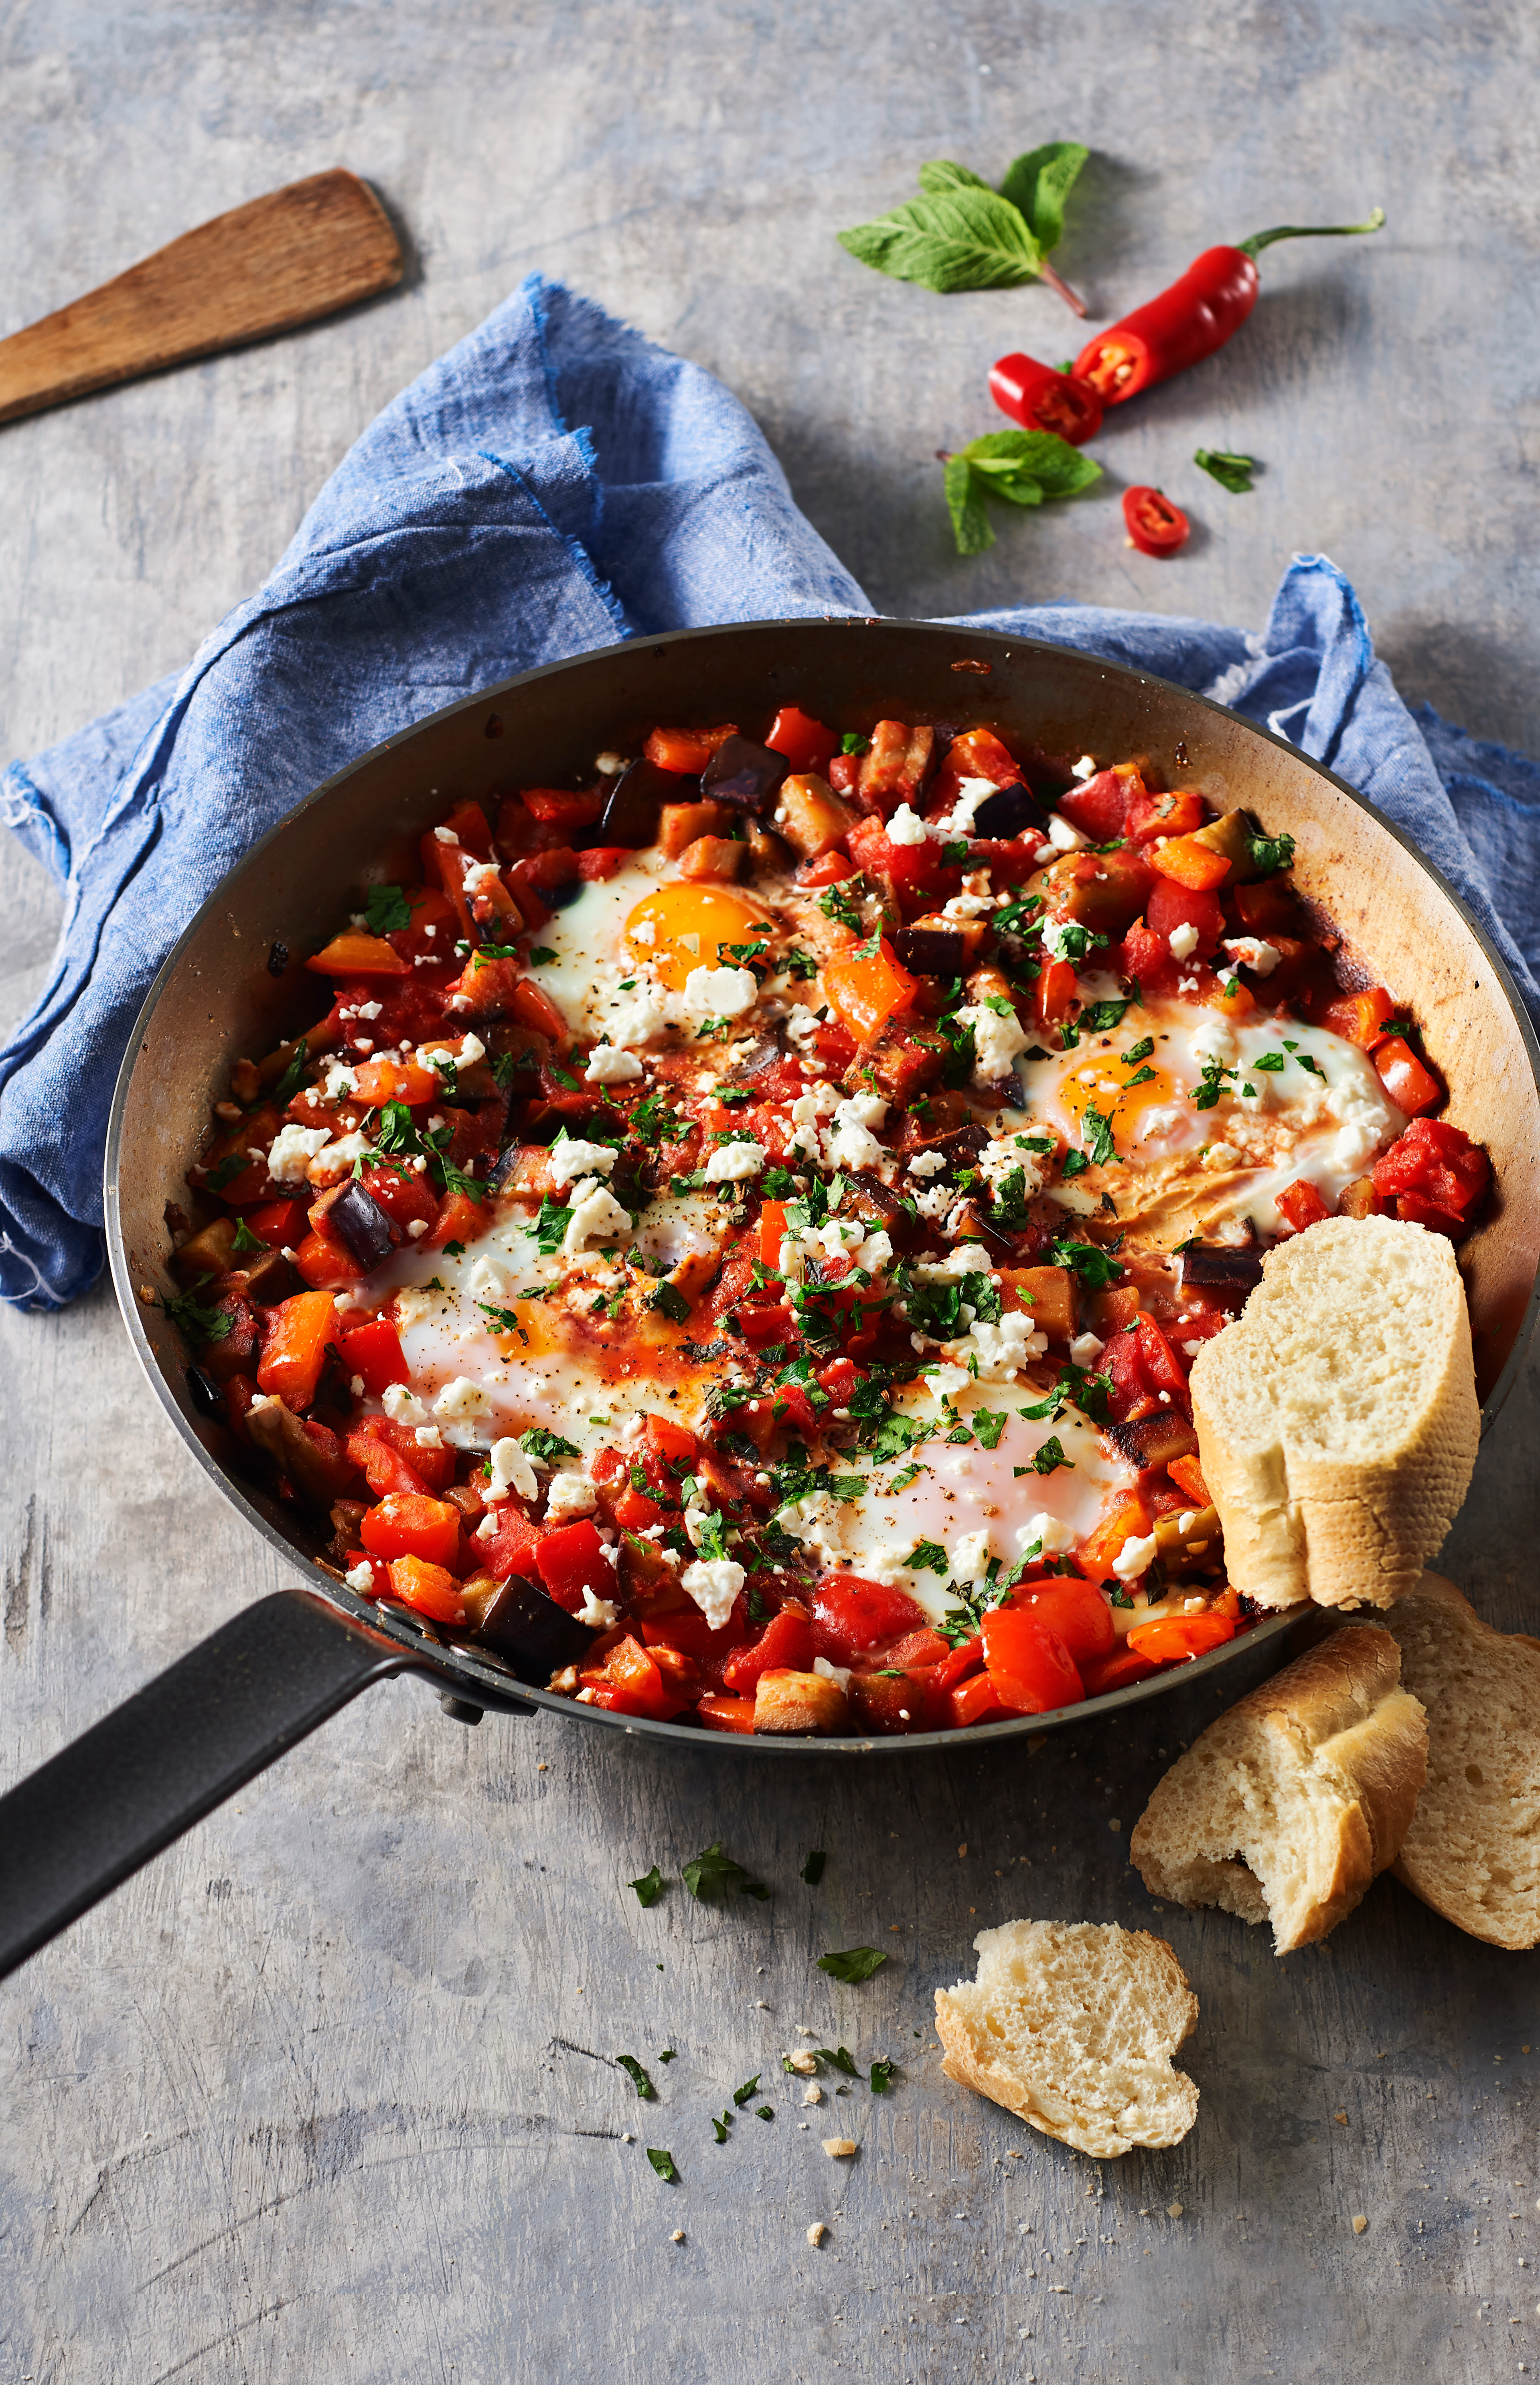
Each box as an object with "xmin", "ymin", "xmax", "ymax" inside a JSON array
[{"xmin": 1019, "ymin": 989, "xmax": 1404, "ymax": 1238}]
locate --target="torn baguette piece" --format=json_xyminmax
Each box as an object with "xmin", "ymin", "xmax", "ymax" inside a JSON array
[
  {"xmin": 1129, "ymin": 1624, "xmax": 1428, "ymax": 1952},
  {"xmin": 1374, "ymin": 1573, "xmax": 1540, "ymax": 1949},
  {"xmin": 1188, "ymin": 1215, "xmax": 1478, "ymax": 1610},
  {"xmin": 934, "ymin": 1919, "xmax": 1198, "ymax": 2158}
]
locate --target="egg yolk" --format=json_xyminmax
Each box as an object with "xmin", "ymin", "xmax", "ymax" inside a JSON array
[
  {"xmin": 1056, "ymin": 1048, "xmax": 1181, "ymax": 1152},
  {"xmin": 626, "ymin": 883, "xmax": 770, "ymax": 991}
]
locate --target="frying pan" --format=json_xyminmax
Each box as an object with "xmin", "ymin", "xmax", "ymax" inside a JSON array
[{"xmin": 3, "ymin": 617, "xmax": 1537, "ymax": 1982}]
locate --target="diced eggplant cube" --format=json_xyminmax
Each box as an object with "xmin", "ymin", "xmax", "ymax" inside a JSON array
[
  {"xmin": 475, "ymin": 1576, "xmax": 593, "ymax": 1677},
  {"xmin": 1179, "ymin": 1245, "xmax": 1265, "ymax": 1297},
  {"xmin": 326, "ymin": 1180, "xmax": 399, "ymax": 1272},
  {"xmin": 700, "ymin": 735, "xmax": 791, "ymax": 817},
  {"xmin": 600, "ymin": 756, "xmax": 687, "ymax": 847},
  {"xmin": 891, "ymin": 927, "xmax": 969, "ymax": 977},
  {"xmin": 967, "ymin": 781, "xmax": 1048, "ymax": 842}
]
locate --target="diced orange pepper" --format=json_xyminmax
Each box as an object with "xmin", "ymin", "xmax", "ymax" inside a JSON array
[
  {"xmin": 1125, "ymin": 1610, "xmax": 1236, "ymax": 1662},
  {"xmin": 1149, "ymin": 835, "xmax": 1232, "ymax": 892},
  {"xmin": 1075, "ymin": 1489, "xmax": 1152, "ymax": 1584},
  {"xmin": 645, "ymin": 1414, "xmax": 699, "ymax": 1466},
  {"xmin": 1208, "ymin": 972, "xmax": 1256, "ymax": 1019},
  {"xmin": 695, "ymin": 1691, "xmax": 760, "ymax": 1734},
  {"xmin": 361, "ymin": 1492, "xmax": 462, "ymax": 1568},
  {"xmin": 304, "ymin": 930, "xmax": 409, "ymax": 978},
  {"xmin": 1167, "ymin": 1452, "xmax": 1212, "ymax": 1507},
  {"xmin": 255, "ymin": 1289, "xmax": 336, "ymax": 1409},
  {"xmin": 823, "ymin": 941, "xmax": 918, "ymax": 1042},
  {"xmin": 353, "ymin": 1055, "xmax": 440, "ymax": 1107},
  {"xmin": 291, "ymin": 1230, "xmax": 367, "ymax": 1292},
  {"xmin": 796, "ymin": 850, "xmax": 855, "ymax": 888},
  {"xmin": 644, "ymin": 724, "xmax": 738, "ymax": 774},
  {"xmin": 385, "ymin": 1553, "xmax": 467, "ymax": 1625}
]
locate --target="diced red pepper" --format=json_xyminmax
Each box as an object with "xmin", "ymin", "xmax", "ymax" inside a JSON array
[
  {"xmin": 1079, "ymin": 1645, "xmax": 1161, "ymax": 1697},
  {"xmin": 242, "ymin": 1198, "xmax": 306, "ymax": 1247},
  {"xmin": 766, "ymin": 706, "xmax": 840, "ymax": 776},
  {"xmin": 578, "ymin": 845, "xmax": 631, "ymax": 880},
  {"xmin": 1035, "ymin": 956, "xmax": 1078, "ymax": 1028},
  {"xmin": 1275, "ymin": 1178, "xmax": 1333, "ymax": 1235},
  {"xmin": 1147, "ymin": 874, "xmax": 1225, "ymax": 957},
  {"xmin": 796, "ymin": 850, "xmax": 855, "ymax": 889},
  {"xmin": 1057, "ymin": 767, "xmax": 1140, "ymax": 844},
  {"xmin": 1320, "ymin": 985, "xmax": 1396, "ymax": 1048},
  {"xmin": 1076, "ymin": 1488, "xmax": 1153, "ymax": 1583},
  {"xmin": 739, "ymin": 1303, "xmax": 794, "ymax": 1347},
  {"xmin": 361, "ymin": 1493, "xmax": 462, "ymax": 1568},
  {"xmin": 1014, "ymin": 1577, "xmax": 1115, "ymax": 1667},
  {"xmin": 950, "ymin": 1671, "xmax": 1009, "ymax": 1729},
  {"xmin": 336, "ymin": 1316, "xmax": 410, "ymax": 1398},
  {"xmin": 353, "ymin": 1055, "xmax": 439, "ymax": 1107},
  {"xmin": 1133, "ymin": 1313, "xmax": 1190, "ymax": 1401},
  {"xmin": 355, "ymin": 1413, "xmax": 455, "ymax": 1491},
  {"xmin": 359, "ymin": 1163, "xmax": 440, "ymax": 1239},
  {"xmin": 1372, "ymin": 1038, "xmax": 1443, "ymax": 1117},
  {"xmin": 345, "ymin": 1425, "xmax": 431, "ymax": 1501},
  {"xmin": 582, "ymin": 1634, "xmax": 695, "ymax": 1722},
  {"xmin": 535, "ymin": 1518, "xmax": 614, "ymax": 1614},
  {"xmin": 988, "ymin": 353, "xmax": 1102, "ymax": 445},
  {"xmin": 478, "ymin": 1501, "xmax": 547, "ymax": 1582},
  {"xmin": 980, "ymin": 1609, "xmax": 1085, "ymax": 1713},
  {"xmin": 255, "ymin": 1290, "xmax": 336, "ymax": 1410},
  {"xmin": 721, "ymin": 1603, "xmax": 817, "ymax": 1694},
  {"xmin": 1126, "ymin": 787, "xmax": 1207, "ymax": 845},
  {"xmin": 811, "ymin": 1573, "xmax": 928, "ymax": 1661},
  {"xmin": 521, "ymin": 787, "xmax": 605, "ymax": 828},
  {"xmin": 343, "ymin": 1549, "xmax": 390, "ymax": 1601},
  {"xmin": 827, "ymin": 752, "xmax": 861, "ymax": 799},
  {"xmin": 426, "ymin": 1189, "xmax": 485, "ymax": 1252}
]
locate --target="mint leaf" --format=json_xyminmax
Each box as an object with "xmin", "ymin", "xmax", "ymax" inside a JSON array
[
  {"xmin": 631, "ymin": 1864, "xmax": 665, "ymax": 1907},
  {"xmin": 274, "ymin": 1038, "xmax": 310, "ymax": 1103},
  {"xmin": 905, "ymin": 1539, "xmax": 949, "ymax": 1574},
  {"xmin": 711, "ymin": 2114, "xmax": 730, "ymax": 2143},
  {"xmin": 683, "ymin": 1840, "xmax": 766, "ymax": 1900},
  {"xmin": 962, "ymin": 428, "xmax": 1102, "ymax": 501},
  {"xmin": 617, "ymin": 2055, "xmax": 656, "ymax": 2099},
  {"xmin": 974, "ymin": 1408, "xmax": 1009, "ymax": 1451},
  {"xmin": 732, "ymin": 2074, "xmax": 761, "ymax": 2108},
  {"xmin": 814, "ymin": 2045, "xmax": 861, "ymax": 2076},
  {"xmin": 997, "ymin": 141, "xmax": 1088, "ymax": 253},
  {"xmin": 801, "ymin": 1850, "xmax": 827, "ymax": 1885},
  {"xmin": 869, "ymin": 2057, "xmax": 898, "ymax": 2094},
  {"xmin": 1030, "ymin": 1435, "xmax": 1073, "ymax": 1476},
  {"xmin": 838, "ymin": 185, "xmax": 1042, "ymax": 294},
  {"xmin": 231, "ymin": 1216, "xmax": 267, "ymax": 1255},
  {"xmin": 1195, "ymin": 447, "xmax": 1257, "ymax": 495},
  {"xmin": 944, "ymin": 456, "xmax": 993, "ymax": 557},
  {"xmin": 817, "ymin": 1947, "xmax": 888, "ymax": 1984},
  {"xmin": 529, "ymin": 945, "xmax": 558, "ymax": 964},
  {"xmin": 1247, "ymin": 831, "xmax": 1295, "ymax": 876},
  {"xmin": 646, "ymin": 2147, "xmax": 679, "ymax": 2182},
  {"xmin": 365, "ymin": 885, "xmax": 411, "ymax": 936},
  {"xmin": 649, "ymin": 1279, "xmax": 691, "ymax": 1326}
]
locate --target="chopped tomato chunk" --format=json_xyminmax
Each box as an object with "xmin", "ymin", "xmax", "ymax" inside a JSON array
[
  {"xmin": 980, "ymin": 1609, "xmax": 1085, "ymax": 1713},
  {"xmin": 812, "ymin": 1574, "xmax": 927, "ymax": 1661},
  {"xmin": 361, "ymin": 1493, "xmax": 462, "ymax": 1568},
  {"xmin": 1125, "ymin": 1610, "xmax": 1236, "ymax": 1662},
  {"xmin": 1275, "ymin": 1178, "xmax": 1333, "ymax": 1234},
  {"xmin": 255, "ymin": 1290, "xmax": 336, "ymax": 1410},
  {"xmin": 536, "ymin": 1518, "xmax": 613, "ymax": 1614},
  {"xmin": 766, "ymin": 706, "xmax": 840, "ymax": 775},
  {"xmin": 1372, "ymin": 1038, "xmax": 1443, "ymax": 1117}
]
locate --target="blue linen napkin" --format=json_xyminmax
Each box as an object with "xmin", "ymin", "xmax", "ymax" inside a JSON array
[{"xmin": 3, "ymin": 273, "xmax": 1537, "ymax": 1310}]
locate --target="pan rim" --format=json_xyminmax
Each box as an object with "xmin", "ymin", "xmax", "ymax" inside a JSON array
[{"xmin": 104, "ymin": 612, "xmax": 1540, "ymax": 1750}]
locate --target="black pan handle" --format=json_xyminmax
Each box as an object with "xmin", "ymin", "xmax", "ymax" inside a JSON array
[{"xmin": 0, "ymin": 1588, "xmax": 418, "ymax": 1982}]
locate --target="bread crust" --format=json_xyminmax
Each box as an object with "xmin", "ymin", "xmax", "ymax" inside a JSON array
[
  {"xmin": 1129, "ymin": 1625, "xmax": 1429, "ymax": 1952},
  {"xmin": 1189, "ymin": 1216, "xmax": 1479, "ymax": 1611},
  {"xmin": 1374, "ymin": 1573, "xmax": 1540, "ymax": 1950},
  {"xmin": 933, "ymin": 1919, "xmax": 1198, "ymax": 2159}
]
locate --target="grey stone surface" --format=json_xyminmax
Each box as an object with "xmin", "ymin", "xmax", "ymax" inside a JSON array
[{"xmin": 3, "ymin": 3, "xmax": 1539, "ymax": 2379}]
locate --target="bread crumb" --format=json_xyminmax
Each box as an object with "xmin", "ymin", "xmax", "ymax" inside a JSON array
[
  {"xmin": 671, "ymin": 2229, "xmax": 685, "ymax": 2244},
  {"xmin": 1333, "ymin": 2110, "xmax": 1349, "ymax": 2124},
  {"xmin": 537, "ymin": 1762, "xmax": 548, "ymax": 1771},
  {"xmin": 1352, "ymin": 2214, "xmax": 1368, "ymax": 2235},
  {"xmin": 958, "ymin": 1843, "xmax": 968, "ymax": 1857},
  {"xmin": 786, "ymin": 2050, "xmax": 818, "ymax": 2075},
  {"xmin": 807, "ymin": 2221, "xmax": 828, "ymax": 2246},
  {"xmin": 803, "ymin": 2083, "xmax": 823, "ymax": 2105},
  {"xmin": 1109, "ymin": 1819, "xmax": 1121, "ymax": 1833},
  {"xmin": 824, "ymin": 2138, "xmax": 859, "ymax": 2158},
  {"xmin": 1166, "ymin": 2202, "xmax": 1183, "ymax": 2219}
]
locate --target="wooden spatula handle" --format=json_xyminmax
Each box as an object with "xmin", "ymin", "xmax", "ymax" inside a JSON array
[{"xmin": 0, "ymin": 169, "xmax": 403, "ymax": 427}]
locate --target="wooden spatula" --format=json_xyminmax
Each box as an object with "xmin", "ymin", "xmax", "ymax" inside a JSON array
[{"xmin": 0, "ymin": 170, "xmax": 403, "ymax": 427}]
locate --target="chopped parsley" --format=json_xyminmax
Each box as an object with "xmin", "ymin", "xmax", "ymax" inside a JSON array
[
  {"xmin": 231, "ymin": 1216, "xmax": 267, "ymax": 1255},
  {"xmin": 617, "ymin": 2056, "xmax": 657, "ymax": 2100},
  {"xmin": 682, "ymin": 1841, "xmax": 768, "ymax": 1901},
  {"xmin": 817, "ymin": 1947, "xmax": 888, "ymax": 1984},
  {"xmin": 364, "ymin": 884, "xmax": 412, "ymax": 935},
  {"xmin": 801, "ymin": 1850, "xmax": 827, "ymax": 1885},
  {"xmin": 630, "ymin": 1865, "xmax": 665, "ymax": 1907},
  {"xmin": 521, "ymin": 1426, "xmax": 580, "ymax": 1462},
  {"xmin": 1028, "ymin": 1435, "xmax": 1073, "ymax": 1476},
  {"xmin": 649, "ymin": 1279, "xmax": 691, "ymax": 1325},
  {"xmin": 1247, "ymin": 830, "xmax": 1295, "ymax": 876},
  {"xmin": 646, "ymin": 2148, "xmax": 679, "ymax": 2182},
  {"xmin": 905, "ymin": 1539, "xmax": 949, "ymax": 1574},
  {"xmin": 1050, "ymin": 1238, "xmax": 1123, "ymax": 1288},
  {"xmin": 159, "ymin": 1275, "xmax": 230, "ymax": 1343}
]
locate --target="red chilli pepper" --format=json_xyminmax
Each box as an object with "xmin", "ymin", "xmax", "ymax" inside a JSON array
[
  {"xmin": 1074, "ymin": 211, "xmax": 1385, "ymax": 404},
  {"xmin": 1123, "ymin": 487, "xmax": 1189, "ymax": 557},
  {"xmin": 988, "ymin": 354, "xmax": 1103, "ymax": 447}
]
